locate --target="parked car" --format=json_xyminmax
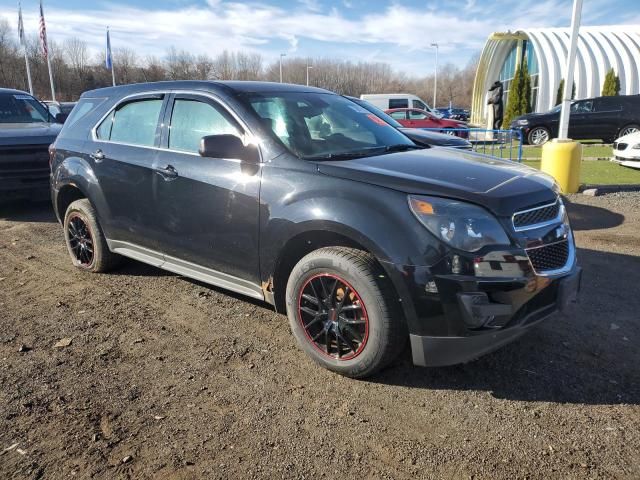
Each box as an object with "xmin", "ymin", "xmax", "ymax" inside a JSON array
[
  {"xmin": 50, "ymin": 81, "xmax": 581, "ymax": 378},
  {"xmin": 0, "ymin": 88, "xmax": 63, "ymax": 201},
  {"xmin": 611, "ymin": 130, "xmax": 640, "ymax": 169},
  {"xmin": 346, "ymin": 96, "xmax": 472, "ymax": 149},
  {"xmin": 437, "ymin": 107, "xmax": 470, "ymax": 122},
  {"xmin": 512, "ymin": 95, "xmax": 640, "ymax": 145},
  {"xmin": 43, "ymin": 101, "xmax": 77, "ymax": 123},
  {"xmin": 386, "ymin": 108, "xmax": 469, "ymax": 138},
  {"xmin": 360, "ymin": 93, "xmax": 441, "ymax": 117}
]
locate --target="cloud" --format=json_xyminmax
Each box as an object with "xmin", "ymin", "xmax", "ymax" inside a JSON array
[{"xmin": 0, "ymin": 0, "xmax": 634, "ymax": 76}]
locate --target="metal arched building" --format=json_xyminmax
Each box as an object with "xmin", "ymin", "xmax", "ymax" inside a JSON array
[{"xmin": 471, "ymin": 26, "xmax": 640, "ymax": 125}]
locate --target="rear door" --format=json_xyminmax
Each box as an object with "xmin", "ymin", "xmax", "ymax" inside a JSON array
[
  {"xmin": 90, "ymin": 93, "xmax": 168, "ymax": 255},
  {"xmin": 151, "ymin": 92, "xmax": 262, "ymax": 284}
]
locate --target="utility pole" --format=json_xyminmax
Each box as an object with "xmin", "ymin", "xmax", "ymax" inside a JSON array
[
  {"xmin": 558, "ymin": 0, "xmax": 583, "ymax": 139},
  {"xmin": 431, "ymin": 42, "xmax": 439, "ymax": 108},
  {"xmin": 279, "ymin": 53, "xmax": 286, "ymax": 83}
]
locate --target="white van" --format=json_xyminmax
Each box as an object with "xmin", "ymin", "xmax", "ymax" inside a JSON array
[{"xmin": 359, "ymin": 93, "xmax": 440, "ymax": 116}]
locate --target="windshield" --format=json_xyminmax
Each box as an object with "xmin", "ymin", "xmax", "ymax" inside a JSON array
[
  {"xmin": 0, "ymin": 93, "xmax": 50, "ymax": 123},
  {"xmin": 242, "ymin": 92, "xmax": 414, "ymax": 160}
]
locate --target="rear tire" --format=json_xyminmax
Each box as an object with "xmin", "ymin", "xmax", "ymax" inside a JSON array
[
  {"xmin": 63, "ymin": 199, "xmax": 120, "ymax": 273},
  {"xmin": 285, "ymin": 247, "xmax": 406, "ymax": 378},
  {"xmin": 528, "ymin": 126, "xmax": 550, "ymax": 146}
]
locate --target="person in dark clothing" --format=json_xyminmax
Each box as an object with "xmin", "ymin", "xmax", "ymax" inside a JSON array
[{"xmin": 487, "ymin": 81, "xmax": 504, "ymax": 130}]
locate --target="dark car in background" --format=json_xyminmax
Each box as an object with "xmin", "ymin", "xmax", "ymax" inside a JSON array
[
  {"xmin": 50, "ymin": 81, "xmax": 580, "ymax": 378},
  {"xmin": 512, "ymin": 95, "xmax": 640, "ymax": 145},
  {"xmin": 0, "ymin": 88, "xmax": 62, "ymax": 201},
  {"xmin": 437, "ymin": 107, "xmax": 470, "ymax": 122},
  {"xmin": 346, "ymin": 96, "xmax": 472, "ymax": 149},
  {"xmin": 43, "ymin": 101, "xmax": 77, "ymax": 123}
]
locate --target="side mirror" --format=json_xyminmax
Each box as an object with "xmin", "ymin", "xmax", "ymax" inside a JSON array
[
  {"xmin": 199, "ymin": 134, "xmax": 259, "ymax": 163},
  {"xmin": 55, "ymin": 113, "xmax": 68, "ymax": 124}
]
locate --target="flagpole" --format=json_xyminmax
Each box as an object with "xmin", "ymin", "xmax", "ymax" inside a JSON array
[
  {"xmin": 111, "ymin": 62, "xmax": 116, "ymax": 87},
  {"xmin": 23, "ymin": 49, "xmax": 33, "ymax": 95},
  {"xmin": 46, "ymin": 53, "xmax": 56, "ymax": 101},
  {"xmin": 106, "ymin": 27, "xmax": 116, "ymax": 86},
  {"xmin": 17, "ymin": 2, "xmax": 33, "ymax": 95}
]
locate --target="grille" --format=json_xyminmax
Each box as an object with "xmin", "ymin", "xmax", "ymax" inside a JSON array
[
  {"xmin": 513, "ymin": 201, "xmax": 560, "ymax": 230},
  {"xmin": 614, "ymin": 142, "xmax": 628, "ymax": 151},
  {"xmin": 526, "ymin": 240, "xmax": 569, "ymax": 273},
  {"xmin": 0, "ymin": 144, "xmax": 50, "ymax": 179}
]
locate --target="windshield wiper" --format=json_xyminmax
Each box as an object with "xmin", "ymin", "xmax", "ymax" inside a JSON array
[
  {"xmin": 306, "ymin": 144, "xmax": 420, "ymax": 161},
  {"xmin": 383, "ymin": 144, "xmax": 422, "ymax": 153}
]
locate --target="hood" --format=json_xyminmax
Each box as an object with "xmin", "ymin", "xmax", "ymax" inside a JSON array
[
  {"xmin": 316, "ymin": 148, "xmax": 558, "ymax": 216},
  {"xmin": 399, "ymin": 127, "xmax": 470, "ymax": 147},
  {"xmin": 0, "ymin": 122, "xmax": 62, "ymax": 147}
]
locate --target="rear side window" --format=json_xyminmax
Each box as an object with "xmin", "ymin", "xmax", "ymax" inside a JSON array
[
  {"xmin": 96, "ymin": 98, "xmax": 163, "ymax": 147},
  {"xmin": 168, "ymin": 99, "xmax": 240, "ymax": 153},
  {"xmin": 413, "ymin": 100, "xmax": 427, "ymax": 110},
  {"xmin": 389, "ymin": 99, "xmax": 408, "ymax": 109},
  {"xmin": 64, "ymin": 98, "xmax": 104, "ymax": 129}
]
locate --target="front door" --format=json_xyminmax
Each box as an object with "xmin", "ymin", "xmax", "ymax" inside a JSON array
[
  {"xmin": 568, "ymin": 99, "xmax": 594, "ymax": 139},
  {"xmin": 152, "ymin": 93, "xmax": 262, "ymax": 284},
  {"xmin": 90, "ymin": 94, "xmax": 167, "ymax": 255}
]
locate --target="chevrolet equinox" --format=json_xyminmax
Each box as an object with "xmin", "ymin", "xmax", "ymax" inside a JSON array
[{"xmin": 50, "ymin": 81, "xmax": 581, "ymax": 378}]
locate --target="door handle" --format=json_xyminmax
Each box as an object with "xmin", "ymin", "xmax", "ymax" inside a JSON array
[
  {"xmin": 90, "ymin": 149, "xmax": 105, "ymax": 162},
  {"xmin": 155, "ymin": 164, "xmax": 179, "ymax": 181}
]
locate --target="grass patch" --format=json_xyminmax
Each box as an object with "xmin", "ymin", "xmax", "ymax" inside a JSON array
[
  {"xmin": 523, "ymin": 160, "xmax": 640, "ymax": 185},
  {"xmin": 522, "ymin": 144, "xmax": 613, "ymax": 160}
]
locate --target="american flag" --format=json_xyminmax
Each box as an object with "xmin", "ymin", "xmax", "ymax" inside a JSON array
[
  {"xmin": 17, "ymin": 2, "xmax": 25, "ymax": 47},
  {"xmin": 39, "ymin": 0, "xmax": 48, "ymax": 60}
]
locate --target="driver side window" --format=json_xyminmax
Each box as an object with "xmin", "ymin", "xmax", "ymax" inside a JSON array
[
  {"xmin": 409, "ymin": 110, "xmax": 428, "ymax": 120},
  {"xmin": 571, "ymin": 101, "xmax": 593, "ymax": 114},
  {"xmin": 169, "ymin": 99, "xmax": 240, "ymax": 154}
]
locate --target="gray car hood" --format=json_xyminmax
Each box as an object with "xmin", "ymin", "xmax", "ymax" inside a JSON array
[{"xmin": 0, "ymin": 122, "xmax": 62, "ymax": 146}]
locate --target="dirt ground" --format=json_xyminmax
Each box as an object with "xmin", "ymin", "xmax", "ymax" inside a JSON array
[{"xmin": 1, "ymin": 192, "xmax": 639, "ymax": 480}]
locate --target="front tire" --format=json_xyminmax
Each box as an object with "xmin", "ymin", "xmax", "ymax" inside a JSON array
[
  {"xmin": 528, "ymin": 126, "xmax": 550, "ymax": 146},
  {"xmin": 285, "ymin": 247, "xmax": 406, "ymax": 378},
  {"xmin": 63, "ymin": 199, "xmax": 120, "ymax": 273}
]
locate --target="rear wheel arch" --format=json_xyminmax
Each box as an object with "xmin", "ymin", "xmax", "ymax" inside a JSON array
[{"xmin": 56, "ymin": 184, "xmax": 87, "ymax": 222}]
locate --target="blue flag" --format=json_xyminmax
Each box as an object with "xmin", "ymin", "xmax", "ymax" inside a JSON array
[{"xmin": 105, "ymin": 28, "xmax": 113, "ymax": 70}]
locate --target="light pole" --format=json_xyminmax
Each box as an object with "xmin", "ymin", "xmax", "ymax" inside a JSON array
[
  {"xmin": 431, "ymin": 43, "xmax": 439, "ymax": 108},
  {"xmin": 558, "ymin": 0, "xmax": 583, "ymax": 139},
  {"xmin": 306, "ymin": 62, "xmax": 313, "ymax": 86},
  {"xmin": 279, "ymin": 53, "xmax": 286, "ymax": 83}
]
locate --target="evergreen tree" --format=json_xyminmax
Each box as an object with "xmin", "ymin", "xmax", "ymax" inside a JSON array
[
  {"xmin": 555, "ymin": 79, "xmax": 576, "ymax": 105},
  {"xmin": 502, "ymin": 60, "xmax": 533, "ymax": 128},
  {"xmin": 602, "ymin": 68, "xmax": 621, "ymax": 96}
]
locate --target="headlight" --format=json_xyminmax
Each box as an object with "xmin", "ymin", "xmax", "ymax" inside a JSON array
[
  {"xmin": 632, "ymin": 143, "xmax": 640, "ymax": 150},
  {"xmin": 517, "ymin": 119, "xmax": 529, "ymax": 126},
  {"xmin": 408, "ymin": 195, "xmax": 511, "ymax": 252}
]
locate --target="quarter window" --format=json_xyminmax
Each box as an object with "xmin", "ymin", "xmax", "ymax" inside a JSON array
[
  {"xmin": 169, "ymin": 99, "xmax": 240, "ymax": 154},
  {"xmin": 96, "ymin": 98, "xmax": 163, "ymax": 147}
]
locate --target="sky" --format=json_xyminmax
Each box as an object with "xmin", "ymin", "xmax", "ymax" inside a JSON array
[{"xmin": 1, "ymin": 0, "xmax": 638, "ymax": 76}]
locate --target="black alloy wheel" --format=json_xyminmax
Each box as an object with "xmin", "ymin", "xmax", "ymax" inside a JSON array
[
  {"xmin": 67, "ymin": 213, "xmax": 95, "ymax": 267},
  {"xmin": 297, "ymin": 273, "xmax": 369, "ymax": 360}
]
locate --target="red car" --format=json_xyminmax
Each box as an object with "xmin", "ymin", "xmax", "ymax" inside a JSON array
[{"xmin": 385, "ymin": 108, "xmax": 469, "ymax": 138}]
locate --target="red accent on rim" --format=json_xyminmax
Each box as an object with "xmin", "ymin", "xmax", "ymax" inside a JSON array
[{"xmin": 297, "ymin": 273, "xmax": 369, "ymax": 361}]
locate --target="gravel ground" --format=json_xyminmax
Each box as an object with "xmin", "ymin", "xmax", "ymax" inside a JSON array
[{"xmin": 1, "ymin": 193, "xmax": 639, "ymax": 479}]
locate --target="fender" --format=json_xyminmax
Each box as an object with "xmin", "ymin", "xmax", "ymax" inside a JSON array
[{"xmin": 51, "ymin": 153, "xmax": 112, "ymax": 236}]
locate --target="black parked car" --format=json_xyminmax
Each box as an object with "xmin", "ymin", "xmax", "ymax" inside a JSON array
[
  {"xmin": 512, "ymin": 95, "xmax": 640, "ymax": 145},
  {"xmin": 346, "ymin": 96, "xmax": 472, "ymax": 150},
  {"xmin": 50, "ymin": 81, "xmax": 581, "ymax": 378},
  {"xmin": 0, "ymin": 88, "xmax": 63, "ymax": 201}
]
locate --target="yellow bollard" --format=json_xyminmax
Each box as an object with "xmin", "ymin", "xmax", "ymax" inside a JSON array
[{"xmin": 540, "ymin": 139, "xmax": 582, "ymax": 194}]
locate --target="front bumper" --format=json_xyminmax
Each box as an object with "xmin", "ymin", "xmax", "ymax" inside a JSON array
[
  {"xmin": 0, "ymin": 177, "xmax": 50, "ymax": 201},
  {"xmin": 410, "ymin": 267, "xmax": 581, "ymax": 366}
]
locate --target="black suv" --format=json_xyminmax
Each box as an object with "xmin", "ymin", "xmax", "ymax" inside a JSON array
[
  {"xmin": 50, "ymin": 81, "xmax": 581, "ymax": 378},
  {"xmin": 512, "ymin": 95, "xmax": 640, "ymax": 145}
]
